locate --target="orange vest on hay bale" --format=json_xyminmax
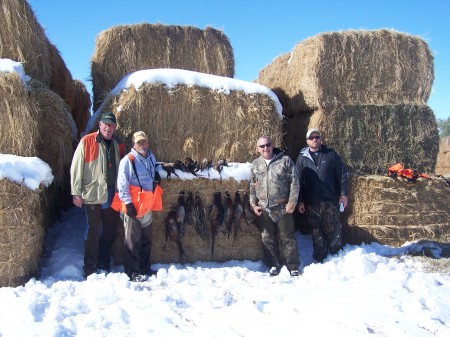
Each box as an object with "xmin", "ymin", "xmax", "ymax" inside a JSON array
[
  {"xmin": 387, "ymin": 162, "xmax": 430, "ymax": 182},
  {"xmin": 111, "ymin": 154, "xmax": 163, "ymax": 216}
]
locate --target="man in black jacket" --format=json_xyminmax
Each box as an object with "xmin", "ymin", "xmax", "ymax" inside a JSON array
[{"xmin": 296, "ymin": 129, "xmax": 348, "ymax": 262}]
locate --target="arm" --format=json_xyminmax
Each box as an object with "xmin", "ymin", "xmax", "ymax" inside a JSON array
[
  {"xmin": 70, "ymin": 140, "xmax": 85, "ymax": 207},
  {"xmin": 117, "ymin": 156, "xmax": 132, "ymax": 205},
  {"xmin": 286, "ymin": 157, "xmax": 299, "ymax": 213},
  {"xmin": 249, "ymin": 164, "xmax": 262, "ymax": 216}
]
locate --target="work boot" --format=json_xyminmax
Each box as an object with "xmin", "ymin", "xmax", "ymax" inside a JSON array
[
  {"xmin": 83, "ymin": 265, "xmax": 96, "ymax": 279},
  {"xmin": 269, "ymin": 267, "xmax": 281, "ymax": 277}
]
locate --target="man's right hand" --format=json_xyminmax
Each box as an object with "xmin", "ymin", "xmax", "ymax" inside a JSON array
[
  {"xmin": 297, "ymin": 202, "xmax": 305, "ymax": 213},
  {"xmin": 125, "ymin": 203, "xmax": 137, "ymax": 218},
  {"xmin": 73, "ymin": 195, "xmax": 83, "ymax": 208}
]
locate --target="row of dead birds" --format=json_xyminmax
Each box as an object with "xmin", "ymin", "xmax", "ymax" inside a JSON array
[
  {"xmin": 164, "ymin": 190, "xmax": 259, "ymax": 263},
  {"xmin": 157, "ymin": 158, "xmax": 230, "ymax": 179}
]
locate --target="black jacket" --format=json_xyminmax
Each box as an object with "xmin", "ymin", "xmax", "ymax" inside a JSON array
[{"xmin": 295, "ymin": 145, "xmax": 348, "ymax": 204}]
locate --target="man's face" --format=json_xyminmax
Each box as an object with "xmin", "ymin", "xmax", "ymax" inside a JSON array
[
  {"xmin": 99, "ymin": 121, "xmax": 117, "ymax": 140},
  {"xmin": 133, "ymin": 139, "xmax": 149, "ymax": 157},
  {"xmin": 257, "ymin": 138, "xmax": 274, "ymax": 160},
  {"xmin": 307, "ymin": 132, "xmax": 322, "ymax": 151}
]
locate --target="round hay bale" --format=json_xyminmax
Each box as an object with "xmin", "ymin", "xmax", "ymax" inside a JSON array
[
  {"xmin": 307, "ymin": 104, "xmax": 439, "ymax": 175},
  {"xmin": 0, "ymin": 72, "xmax": 40, "ymax": 156},
  {"xmin": 257, "ymin": 29, "xmax": 434, "ymax": 113},
  {"xmin": 71, "ymin": 79, "xmax": 92, "ymax": 138},
  {"xmin": 92, "ymin": 82, "xmax": 282, "ymax": 163},
  {"xmin": 91, "ymin": 23, "xmax": 235, "ymax": 111},
  {"xmin": 342, "ymin": 175, "xmax": 450, "ymax": 247},
  {"xmin": 0, "ymin": 0, "xmax": 52, "ymax": 86},
  {"xmin": 435, "ymin": 151, "xmax": 450, "ymax": 176},
  {"xmin": 0, "ymin": 179, "xmax": 48, "ymax": 287}
]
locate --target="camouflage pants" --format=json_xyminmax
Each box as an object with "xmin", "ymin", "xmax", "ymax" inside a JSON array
[
  {"xmin": 257, "ymin": 210, "xmax": 300, "ymax": 271},
  {"xmin": 305, "ymin": 201, "xmax": 343, "ymax": 262}
]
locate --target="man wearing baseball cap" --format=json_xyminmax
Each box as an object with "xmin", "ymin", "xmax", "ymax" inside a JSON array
[
  {"xmin": 295, "ymin": 128, "xmax": 349, "ymax": 262},
  {"xmin": 71, "ymin": 112, "xmax": 125, "ymax": 278},
  {"xmin": 115, "ymin": 131, "xmax": 162, "ymax": 281}
]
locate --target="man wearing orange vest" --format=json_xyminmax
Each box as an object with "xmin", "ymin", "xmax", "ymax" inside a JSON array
[
  {"xmin": 70, "ymin": 112, "xmax": 125, "ymax": 278},
  {"xmin": 116, "ymin": 131, "xmax": 161, "ymax": 282}
]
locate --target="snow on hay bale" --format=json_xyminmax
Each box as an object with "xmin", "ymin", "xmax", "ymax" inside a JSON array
[
  {"xmin": 257, "ymin": 29, "xmax": 434, "ymax": 113},
  {"xmin": 0, "ymin": 179, "xmax": 48, "ymax": 287},
  {"xmin": 89, "ymin": 70, "xmax": 283, "ymax": 163},
  {"xmin": 435, "ymin": 136, "xmax": 450, "ymax": 176},
  {"xmin": 0, "ymin": 0, "xmax": 52, "ymax": 86},
  {"xmin": 0, "ymin": 1, "xmax": 90, "ymax": 136},
  {"xmin": 304, "ymin": 104, "xmax": 439, "ymax": 175},
  {"xmin": 91, "ymin": 23, "xmax": 235, "ymax": 111},
  {"xmin": 343, "ymin": 175, "xmax": 450, "ymax": 247}
]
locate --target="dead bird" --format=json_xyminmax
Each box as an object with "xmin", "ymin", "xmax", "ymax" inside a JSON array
[
  {"xmin": 158, "ymin": 162, "xmax": 180, "ymax": 179},
  {"xmin": 184, "ymin": 191, "xmax": 196, "ymax": 229},
  {"xmin": 194, "ymin": 191, "xmax": 208, "ymax": 240},
  {"xmin": 176, "ymin": 191, "xmax": 186, "ymax": 238},
  {"xmin": 164, "ymin": 205, "xmax": 186, "ymax": 263},
  {"xmin": 223, "ymin": 191, "xmax": 234, "ymax": 238},
  {"xmin": 242, "ymin": 191, "xmax": 258, "ymax": 229},
  {"xmin": 184, "ymin": 157, "xmax": 199, "ymax": 177},
  {"xmin": 199, "ymin": 158, "xmax": 213, "ymax": 178},
  {"xmin": 209, "ymin": 191, "xmax": 224, "ymax": 256},
  {"xmin": 173, "ymin": 159, "xmax": 188, "ymax": 172},
  {"xmin": 232, "ymin": 191, "xmax": 244, "ymax": 241},
  {"xmin": 214, "ymin": 159, "xmax": 229, "ymax": 180}
]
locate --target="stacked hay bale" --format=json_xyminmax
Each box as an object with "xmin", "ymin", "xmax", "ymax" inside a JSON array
[
  {"xmin": 95, "ymin": 69, "xmax": 282, "ymax": 264},
  {"xmin": 0, "ymin": 71, "xmax": 71, "ymax": 287},
  {"xmin": 343, "ymin": 175, "xmax": 450, "ymax": 246},
  {"xmin": 257, "ymin": 29, "xmax": 438, "ymax": 172},
  {"xmin": 0, "ymin": 0, "xmax": 91, "ymax": 136},
  {"xmin": 91, "ymin": 23, "xmax": 235, "ymax": 111},
  {"xmin": 435, "ymin": 136, "xmax": 450, "ymax": 175},
  {"xmin": 257, "ymin": 29, "xmax": 446, "ymax": 246}
]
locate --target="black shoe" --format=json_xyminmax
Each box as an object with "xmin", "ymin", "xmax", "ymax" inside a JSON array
[
  {"xmin": 97, "ymin": 264, "xmax": 111, "ymax": 273},
  {"xmin": 130, "ymin": 273, "xmax": 148, "ymax": 282},
  {"xmin": 290, "ymin": 269, "xmax": 300, "ymax": 277},
  {"xmin": 269, "ymin": 267, "xmax": 281, "ymax": 277},
  {"xmin": 83, "ymin": 265, "xmax": 96, "ymax": 279}
]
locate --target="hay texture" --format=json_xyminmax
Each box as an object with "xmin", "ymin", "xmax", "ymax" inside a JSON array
[
  {"xmin": 91, "ymin": 23, "xmax": 235, "ymax": 111},
  {"xmin": 257, "ymin": 29, "xmax": 434, "ymax": 113},
  {"xmin": 304, "ymin": 104, "xmax": 439, "ymax": 175},
  {"xmin": 93, "ymin": 82, "xmax": 282, "ymax": 163},
  {"xmin": 343, "ymin": 175, "xmax": 450, "ymax": 247},
  {"xmin": 112, "ymin": 178, "xmax": 263, "ymax": 265},
  {"xmin": 0, "ymin": 0, "xmax": 52, "ymax": 86},
  {"xmin": 0, "ymin": 0, "xmax": 89, "ymax": 136},
  {"xmin": 70, "ymin": 79, "xmax": 91, "ymax": 138},
  {"xmin": 0, "ymin": 179, "xmax": 48, "ymax": 287},
  {"xmin": 435, "ymin": 136, "xmax": 450, "ymax": 175}
]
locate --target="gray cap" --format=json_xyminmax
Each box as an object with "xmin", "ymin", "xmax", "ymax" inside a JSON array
[{"xmin": 306, "ymin": 128, "xmax": 321, "ymax": 139}]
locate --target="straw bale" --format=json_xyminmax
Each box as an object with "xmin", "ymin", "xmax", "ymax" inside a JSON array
[
  {"xmin": 435, "ymin": 152, "xmax": 450, "ymax": 176},
  {"xmin": 112, "ymin": 178, "xmax": 263, "ymax": 265},
  {"xmin": 0, "ymin": 179, "xmax": 48, "ymax": 287},
  {"xmin": 342, "ymin": 175, "xmax": 450, "ymax": 247},
  {"xmin": 0, "ymin": 0, "xmax": 52, "ymax": 85},
  {"xmin": 257, "ymin": 29, "xmax": 434, "ymax": 112},
  {"xmin": 94, "ymin": 83, "xmax": 282, "ymax": 163},
  {"xmin": 305, "ymin": 104, "xmax": 439, "ymax": 175},
  {"xmin": 48, "ymin": 43, "xmax": 75, "ymax": 112},
  {"xmin": 71, "ymin": 79, "xmax": 91, "ymax": 137},
  {"xmin": 0, "ymin": 72, "xmax": 40, "ymax": 156},
  {"xmin": 439, "ymin": 136, "xmax": 450, "ymax": 153},
  {"xmin": 91, "ymin": 23, "xmax": 235, "ymax": 110}
]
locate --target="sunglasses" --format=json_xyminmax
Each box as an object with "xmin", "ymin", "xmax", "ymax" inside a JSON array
[
  {"xmin": 308, "ymin": 136, "xmax": 321, "ymax": 140},
  {"xmin": 258, "ymin": 143, "xmax": 272, "ymax": 148}
]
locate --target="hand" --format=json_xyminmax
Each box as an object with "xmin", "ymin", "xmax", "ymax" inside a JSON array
[
  {"xmin": 297, "ymin": 202, "xmax": 305, "ymax": 213},
  {"xmin": 153, "ymin": 171, "xmax": 161, "ymax": 189},
  {"xmin": 285, "ymin": 203, "xmax": 295, "ymax": 213},
  {"xmin": 125, "ymin": 203, "xmax": 137, "ymax": 218},
  {"xmin": 252, "ymin": 205, "xmax": 262, "ymax": 216},
  {"xmin": 339, "ymin": 195, "xmax": 348, "ymax": 209},
  {"xmin": 73, "ymin": 195, "xmax": 83, "ymax": 208}
]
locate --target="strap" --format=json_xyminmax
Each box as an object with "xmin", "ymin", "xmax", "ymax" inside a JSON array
[{"xmin": 128, "ymin": 154, "xmax": 143, "ymax": 192}]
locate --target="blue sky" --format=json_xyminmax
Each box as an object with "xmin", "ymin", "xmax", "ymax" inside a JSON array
[{"xmin": 28, "ymin": 0, "xmax": 449, "ymax": 119}]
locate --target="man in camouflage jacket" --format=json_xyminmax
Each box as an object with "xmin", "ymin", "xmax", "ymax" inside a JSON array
[{"xmin": 250, "ymin": 136, "xmax": 301, "ymax": 277}]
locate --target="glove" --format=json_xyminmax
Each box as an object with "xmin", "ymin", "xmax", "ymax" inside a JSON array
[
  {"xmin": 153, "ymin": 171, "xmax": 161, "ymax": 189},
  {"xmin": 125, "ymin": 203, "xmax": 137, "ymax": 218}
]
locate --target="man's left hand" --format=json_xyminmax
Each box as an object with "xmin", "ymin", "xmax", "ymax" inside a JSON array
[{"xmin": 285, "ymin": 203, "xmax": 295, "ymax": 213}]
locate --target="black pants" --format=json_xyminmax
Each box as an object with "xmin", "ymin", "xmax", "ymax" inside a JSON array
[
  {"xmin": 257, "ymin": 210, "xmax": 300, "ymax": 271},
  {"xmin": 123, "ymin": 214, "xmax": 152, "ymax": 277},
  {"xmin": 84, "ymin": 205, "xmax": 118, "ymax": 274}
]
